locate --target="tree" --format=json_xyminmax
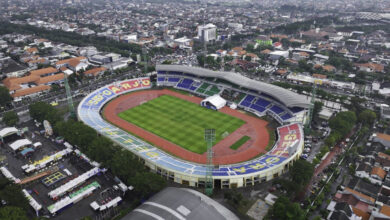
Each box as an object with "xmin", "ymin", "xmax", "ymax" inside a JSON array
[
  {"xmin": 29, "ymin": 101, "xmax": 60, "ymax": 124},
  {"xmin": 313, "ymin": 101, "xmax": 323, "ymax": 119},
  {"xmin": 0, "ymin": 206, "xmax": 28, "ymax": 220},
  {"xmin": 197, "ymin": 54, "xmax": 205, "ymax": 67},
  {"xmin": 358, "ymin": 109, "xmax": 376, "ymax": 126},
  {"xmin": 130, "ymin": 172, "xmax": 167, "ymax": 199},
  {"xmin": 0, "ymin": 183, "xmax": 29, "ymax": 210},
  {"xmin": 245, "ymin": 43, "xmax": 254, "ymax": 52},
  {"xmin": 244, "ymin": 56, "xmax": 251, "ymax": 62},
  {"xmin": 0, "ymin": 86, "xmax": 12, "ymax": 107},
  {"xmin": 266, "ymin": 196, "xmax": 305, "ymax": 220},
  {"xmin": 2, "ymin": 111, "xmax": 18, "ymax": 126},
  {"xmin": 289, "ymin": 159, "xmax": 314, "ymax": 187}
]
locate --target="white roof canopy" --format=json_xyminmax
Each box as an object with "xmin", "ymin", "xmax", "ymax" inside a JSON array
[
  {"xmin": 9, "ymin": 139, "xmax": 32, "ymax": 151},
  {"xmin": 202, "ymin": 95, "xmax": 226, "ymax": 110},
  {"xmin": 0, "ymin": 127, "xmax": 18, "ymax": 138}
]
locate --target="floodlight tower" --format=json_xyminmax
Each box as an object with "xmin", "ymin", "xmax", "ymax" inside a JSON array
[
  {"xmin": 64, "ymin": 74, "xmax": 75, "ymax": 118},
  {"xmin": 204, "ymin": 128, "xmax": 215, "ymax": 196},
  {"xmin": 304, "ymin": 83, "xmax": 317, "ymax": 133},
  {"xmin": 142, "ymin": 46, "xmax": 148, "ymax": 74}
]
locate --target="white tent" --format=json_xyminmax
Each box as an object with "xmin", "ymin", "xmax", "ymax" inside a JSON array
[
  {"xmin": 9, "ymin": 139, "xmax": 32, "ymax": 151},
  {"xmin": 0, "ymin": 127, "xmax": 18, "ymax": 139},
  {"xmin": 201, "ymin": 95, "xmax": 226, "ymax": 110}
]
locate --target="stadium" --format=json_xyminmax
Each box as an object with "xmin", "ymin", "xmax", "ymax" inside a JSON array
[{"xmin": 78, "ymin": 65, "xmax": 310, "ymax": 189}]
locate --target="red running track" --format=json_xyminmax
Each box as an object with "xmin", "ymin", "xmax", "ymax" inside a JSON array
[{"xmin": 103, "ymin": 89, "xmax": 270, "ymax": 165}]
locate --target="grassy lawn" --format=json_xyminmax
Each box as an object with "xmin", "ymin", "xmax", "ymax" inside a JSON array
[
  {"xmin": 230, "ymin": 136, "xmax": 250, "ymax": 150},
  {"xmin": 118, "ymin": 95, "xmax": 245, "ymax": 154},
  {"xmin": 265, "ymin": 128, "xmax": 276, "ymax": 151}
]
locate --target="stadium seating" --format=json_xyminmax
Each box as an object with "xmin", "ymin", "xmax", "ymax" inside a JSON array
[
  {"xmin": 270, "ymin": 105, "xmax": 284, "ymax": 114},
  {"xmin": 157, "ymin": 77, "xmax": 165, "ymax": 82},
  {"xmin": 250, "ymin": 104, "xmax": 266, "ymax": 113},
  {"xmin": 254, "ymin": 98, "xmax": 271, "ymax": 108},
  {"xmin": 177, "ymin": 78, "xmax": 194, "ymax": 89},
  {"xmin": 281, "ymin": 114, "xmax": 293, "ymax": 120},
  {"xmin": 168, "ymin": 77, "xmax": 181, "ymax": 82},
  {"xmin": 242, "ymin": 95, "xmax": 255, "ymax": 103}
]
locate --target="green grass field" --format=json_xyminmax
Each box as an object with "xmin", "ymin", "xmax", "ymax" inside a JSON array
[
  {"xmin": 229, "ymin": 136, "xmax": 250, "ymax": 150},
  {"xmin": 118, "ymin": 95, "xmax": 245, "ymax": 154}
]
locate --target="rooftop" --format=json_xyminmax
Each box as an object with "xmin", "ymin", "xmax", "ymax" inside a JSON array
[{"xmin": 121, "ymin": 187, "xmax": 238, "ymax": 220}]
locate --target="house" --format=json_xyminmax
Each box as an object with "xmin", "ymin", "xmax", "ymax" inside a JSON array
[
  {"xmin": 370, "ymin": 167, "xmax": 387, "ymax": 184},
  {"xmin": 260, "ymin": 49, "xmax": 272, "ymax": 55},
  {"xmin": 354, "ymin": 63, "xmax": 385, "ymax": 73},
  {"xmin": 55, "ymin": 56, "xmax": 88, "ymax": 72},
  {"xmin": 30, "ymin": 67, "xmax": 58, "ymax": 77},
  {"xmin": 245, "ymin": 53, "xmax": 259, "ymax": 62},
  {"xmin": 356, "ymin": 163, "xmax": 372, "ymax": 179},
  {"xmin": 90, "ymin": 54, "xmax": 111, "ymax": 65},
  {"xmin": 323, "ymin": 65, "xmax": 336, "ymax": 72},
  {"xmin": 313, "ymin": 74, "xmax": 327, "ymax": 79},
  {"xmin": 326, "ymin": 202, "xmax": 362, "ymax": 220},
  {"xmin": 84, "ymin": 67, "xmax": 107, "ymax": 77},
  {"xmin": 11, "ymin": 85, "xmax": 51, "ymax": 98},
  {"xmin": 273, "ymin": 42, "xmax": 283, "ymax": 49},
  {"xmin": 292, "ymin": 51, "xmax": 310, "ymax": 61},
  {"xmin": 25, "ymin": 47, "xmax": 38, "ymax": 55},
  {"xmin": 275, "ymin": 69, "xmax": 288, "ymax": 76},
  {"xmin": 371, "ymin": 133, "xmax": 390, "ymax": 149},
  {"xmin": 2, "ymin": 67, "xmax": 63, "ymax": 98}
]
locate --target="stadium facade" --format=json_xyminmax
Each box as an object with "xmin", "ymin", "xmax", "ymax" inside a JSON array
[{"xmin": 78, "ymin": 65, "xmax": 309, "ymax": 188}]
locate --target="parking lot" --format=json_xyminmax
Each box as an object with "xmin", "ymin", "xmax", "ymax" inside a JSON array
[{"xmin": 0, "ymin": 121, "xmax": 124, "ymax": 219}]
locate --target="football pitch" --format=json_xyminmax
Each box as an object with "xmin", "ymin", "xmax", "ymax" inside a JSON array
[{"xmin": 118, "ymin": 95, "xmax": 245, "ymax": 154}]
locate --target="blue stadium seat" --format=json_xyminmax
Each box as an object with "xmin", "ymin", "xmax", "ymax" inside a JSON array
[
  {"xmin": 243, "ymin": 95, "xmax": 255, "ymax": 103},
  {"xmin": 157, "ymin": 71, "xmax": 166, "ymax": 74},
  {"xmin": 168, "ymin": 77, "xmax": 180, "ymax": 82},
  {"xmin": 270, "ymin": 105, "xmax": 284, "ymax": 114},
  {"xmin": 157, "ymin": 77, "xmax": 165, "ymax": 82},
  {"xmin": 250, "ymin": 104, "xmax": 265, "ymax": 113},
  {"xmin": 240, "ymin": 101, "xmax": 251, "ymax": 107},
  {"xmin": 255, "ymin": 98, "xmax": 271, "ymax": 108},
  {"xmin": 181, "ymin": 78, "xmax": 193, "ymax": 85},
  {"xmin": 281, "ymin": 114, "xmax": 293, "ymax": 120}
]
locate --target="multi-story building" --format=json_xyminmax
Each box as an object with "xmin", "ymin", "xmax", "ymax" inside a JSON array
[{"xmin": 197, "ymin": 24, "xmax": 217, "ymax": 42}]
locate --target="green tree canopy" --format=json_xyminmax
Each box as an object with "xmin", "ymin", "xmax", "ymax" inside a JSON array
[
  {"xmin": 358, "ymin": 109, "xmax": 376, "ymax": 126},
  {"xmin": 266, "ymin": 196, "xmax": 305, "ymax": 220},
  {"xmin": 0, "ymin": 86, "xmax": 12, "ymax": 107},
  {"xmin": 289, "ymin": 159, "xmax": 314, "ymax": 187},
  {"xmin": 29, "ymin": 101, "xmax": 61, "ymax": 124},
  {"xmin": 2, "ymin": 111, "xmax": 18, "ymax": 126},
  {"xmin": 197, "ymin": 54, "xmax": 205, "ymax": 67},
  {"xmin": 0, "ymin": 206, "xmax": 28, "ymax": 220},
  {"xmin": 313, "ymin": 101, "xmax": 324, "ymax": 119}
]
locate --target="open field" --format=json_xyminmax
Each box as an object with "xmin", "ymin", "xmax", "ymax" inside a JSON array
[
  {"xmin": 230, "ymin": 136, "xmax": 251, "ymax": 150},
  {"xmin": 118, "ymin": 95, "xmax": 245, "ymax": 154}
]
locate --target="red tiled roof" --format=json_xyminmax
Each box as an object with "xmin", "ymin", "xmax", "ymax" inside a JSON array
[
  {"xmin": 12, "ymin": 85, "xmax": 51, "ymax": 98},
  {"xmin": 30, "ymin": 67, "xmax": 58, "ymax": 76},
  {"xmin": 84, "ymin": 67, "xmax": 107, "ymax": 76}
]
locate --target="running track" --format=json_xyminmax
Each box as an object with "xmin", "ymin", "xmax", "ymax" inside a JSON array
[{"xmin": 103, "ymin": 89, "xmax": 270, "ymax": 165}]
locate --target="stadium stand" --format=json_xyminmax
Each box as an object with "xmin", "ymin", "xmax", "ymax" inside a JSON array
[
  {"xmin": 78, "ymin": 74, "xmax": 306, "ymax": 188},
  {"xmin": 156, "ymin": 65, "xmax": 310, "ymax": 123}
]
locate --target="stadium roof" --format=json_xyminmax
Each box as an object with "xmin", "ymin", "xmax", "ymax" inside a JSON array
[
  {"xmin": 121, "ymin": 187, "xmax": 239, "ymax": 220},
  {"xmin": 156, "ymin": 65, "xmax": 310, "ymax": 108}
]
